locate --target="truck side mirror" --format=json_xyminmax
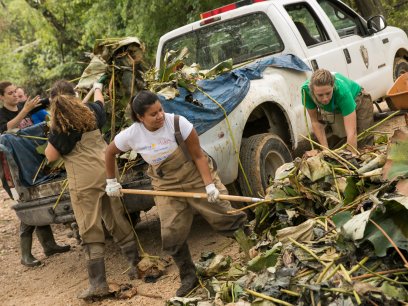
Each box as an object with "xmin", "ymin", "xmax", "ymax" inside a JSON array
[{"xmin": 367, "ymin": 15, "xmax": 387, "ymax": 33}]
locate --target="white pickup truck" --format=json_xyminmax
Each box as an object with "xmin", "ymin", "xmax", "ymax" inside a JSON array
[
  {"xmin": 5, "ymin": 0, "xmax": 408, "ymax": 227},
  {"xmin": 156, "ymin": 0, "xmax": 408, "ymax": 196}
]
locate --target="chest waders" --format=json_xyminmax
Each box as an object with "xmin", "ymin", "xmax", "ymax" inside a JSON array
[
  {"xmin": 63, "ymin": 129, "xmax": 140, "ymax": 300},
  {"xmin": 146, "ymin": 140, "xmax": 247, "ymax": 296}
]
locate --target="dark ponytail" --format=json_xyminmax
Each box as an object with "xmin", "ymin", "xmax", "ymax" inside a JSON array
[{"xmin": 130, "ymin": 90, "xmax": 160, "ymax": 122}]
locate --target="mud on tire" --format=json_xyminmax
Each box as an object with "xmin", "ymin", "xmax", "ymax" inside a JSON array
[{"xmin": 238, "ymin": 133, "xmax": 292, "ymax": 198}]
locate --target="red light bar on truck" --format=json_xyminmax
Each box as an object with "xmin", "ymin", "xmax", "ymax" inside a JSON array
[{"xmin": 200, "ymin": 0, "xmax": 267, "ymax": 19}]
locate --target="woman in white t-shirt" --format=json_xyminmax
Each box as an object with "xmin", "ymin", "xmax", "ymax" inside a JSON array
[{"xmin": 105, "ymin": 90, "xmax": 247, "ymax": 297}]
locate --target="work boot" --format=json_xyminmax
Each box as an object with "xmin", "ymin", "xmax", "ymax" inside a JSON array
[
  {"xmin": 36, "ymin": 225, "xmax": 70, "ymax": 257},
  {"xmin": 77, "ymin": 258, "xmax": 110, "ymax": 300},
  {"xmin": 172, "ymin": 243, "xmax": 199, "ymax": 297},
  {"xmin": 120, "ymin": 240, "xmax": 141, "ymax": 280},
  {"xmin": 20, "ymin": 235, "xmax": 41, "ymax": 267}
]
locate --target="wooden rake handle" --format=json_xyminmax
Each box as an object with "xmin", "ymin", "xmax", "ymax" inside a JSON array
[
  {"xmin": 82, "ymin": 88, "xmax": 95, "ymax": 104},
  {"xmin": 121, "ymin": 188, "xmax": 263, "ymax": 203}
]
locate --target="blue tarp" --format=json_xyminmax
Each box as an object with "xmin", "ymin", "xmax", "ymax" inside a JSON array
[
  {"xmin": 0, "ymin": 123, "xmax": 59, "ymax": 187},
  {"xmin": 0, "ymin": 54, "xmax": 310, "ymax": 187},
  {"xmin": 159, "ymin": 54, "xmax": 311, "ymax": 135}
]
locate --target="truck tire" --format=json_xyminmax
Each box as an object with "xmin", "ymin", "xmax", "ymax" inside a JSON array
[
  {"xmin": 387, "ymin": 57, "xmax": 408, "ymax": 110},
  {"xmin": 393, "ymin": 57, "xmax": 408, "ymax": 80},
  {"xmin": 238, "ymin": 133, "xmax": 292, "ymax": 197}
]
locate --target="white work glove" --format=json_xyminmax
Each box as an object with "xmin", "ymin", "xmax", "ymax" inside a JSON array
[
  {"xmin": 105, "ymin": 178, "xmax": 122, "ymax": 197},
  {"xmin": 205, "ymin": 183, "xmax": 220, "ymax": 203},
  {"xmin": 93, "ymin": 82, "xmax": 103, "ymax": 91}
]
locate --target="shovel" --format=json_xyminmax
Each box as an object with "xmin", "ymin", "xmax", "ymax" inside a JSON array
[{"xmin": 121, "ymin": 188, "xmax": 263, "ymax": 203}]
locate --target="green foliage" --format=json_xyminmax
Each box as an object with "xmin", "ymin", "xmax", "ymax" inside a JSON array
[
  {"xmin": 347, "ymin": 0, "xmax": 408, "ymax": 33},
  {"xmin": 0, "ymin": 0, "xmax": 406, "ymax": 93},
  {"xmin": 383, "ymin": 0, "xmax": 408, "ymax": 37},
  {"xmin": 386, "ymin": 136, "xmax": 408, "ymax": 179},
  {"xmin": 343, "ymin": 177, "xmax": 360, "ymax": 205},
  {"xmin": 0, "ymin": 0, "xmax": 232, "ymax": 92}
]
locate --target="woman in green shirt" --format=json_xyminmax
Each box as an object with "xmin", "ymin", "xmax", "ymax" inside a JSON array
[{"xmin": 301, "ymin": 69, "xmax": 374, "ymax": 153}]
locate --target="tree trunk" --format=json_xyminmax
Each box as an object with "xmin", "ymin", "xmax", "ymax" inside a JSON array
[
  {"xmin": 25, "ymin": 0, "xmax": 79, "ymax": 48},
  {"xmin": 354, "ymin": 0, "xmax": 386, "ymax": 19}
]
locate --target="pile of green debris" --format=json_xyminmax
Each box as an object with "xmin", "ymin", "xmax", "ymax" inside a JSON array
[
  {"xmin": 167, "ymin": 123, "xmax": 408, "ymax": 306},
  {"xmin": 76, "ymin": 37, "xmax": 232, "ymax": 141},
  {"xmin": 39, "ymin": 36, "xmax": 232, "ymax": 174}
]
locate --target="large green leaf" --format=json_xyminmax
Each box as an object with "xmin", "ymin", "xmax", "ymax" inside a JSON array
[
  {"xmin": 201, "ymin": 59, "xmax": 233, "ymax": 78},
  {"xmin": 299, "ymin": 155, "xmax": 332, "ymax": 182},
  {"xmin": 234, "ymin": 228, "xmax": 256, "ymax": 259},
  {"xmin": 385, "ymin": 130, "xmax": 408, "ymax": 180},
  {"xmin": 363, "ymin": 200, "xmax": 408, "ymax": 256},
  {"xmin": 380, "ymin": 281, "xmax": 408, "ymax": 301},
  {"xmin": 343, "ymin": 177, "xmax": 360, "ymax": 205},
  {"xmin": 332, "ymin": 211, "xmax": 352, "ymax": 230},
  {"xmin": 340, "ymin": 200, "xmax": 408, "ymax": 256},
  {"xmin": 247, "ymin": 243, "xmax": 281, "ymax": 272}
]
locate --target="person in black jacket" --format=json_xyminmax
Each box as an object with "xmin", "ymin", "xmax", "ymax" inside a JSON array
[
  {"xmin": 0, "ymin": 81, "xmax": 70, "ymax": 267},
  {"xmin": 0, "ymin": 81, "xmax": 49, "ymax": 133}
]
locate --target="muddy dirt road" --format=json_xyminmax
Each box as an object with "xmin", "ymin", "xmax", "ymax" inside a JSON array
[{"xmin": 0, "ymin": 192, "xmax": 240, "ymax": 306}]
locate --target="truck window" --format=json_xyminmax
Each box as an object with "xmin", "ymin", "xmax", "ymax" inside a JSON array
[
  {"xmin": 285, "ymin": 3, "xmax": 330, "ymax": 47},
  {"xmin": 318, "ymin": 0, "xmax": 365, "ymax": 37},
  {"xmin": 161, "ymin": 13, "xmax": 284, "ymax": 69}
]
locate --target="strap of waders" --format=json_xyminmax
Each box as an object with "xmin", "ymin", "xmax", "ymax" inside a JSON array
[
  {"xmin": 174, "ymin": 115, "xmax": 192, "ymax": 162},
  {"xmin": 174, "ymin": 115, "xmax": 217, "ymax": 170}
]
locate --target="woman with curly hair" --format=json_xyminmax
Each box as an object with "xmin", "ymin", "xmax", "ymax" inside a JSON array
[{"xmin": 45, "ymin": 80, "xmax": 140, "ymax": 300}]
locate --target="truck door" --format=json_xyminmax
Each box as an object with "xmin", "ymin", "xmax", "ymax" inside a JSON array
[
  {"xmin": 317, "ymin": 0, "xmax": 387, "ymax": 97},
  {"xmin": 283, "ymin": 1, "xmax": 348, "ymax": 75}
]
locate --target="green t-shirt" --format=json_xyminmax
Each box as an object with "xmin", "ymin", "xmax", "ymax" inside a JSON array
[{"xmin": 301, "ymin": 72, "xmax": 361, "ymax": 116}]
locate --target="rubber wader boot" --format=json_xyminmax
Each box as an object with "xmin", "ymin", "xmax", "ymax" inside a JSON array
[
  {"xmin": 77, "ymin": 258, "xmax": 110, "ymax": 300},
  {"xmin": 172, "ymin": 243, "xmax": 199, "ymax": 297},
  {"xmin": 120, "ymin": 241, "xmax": 141, "ymax": 280},
  {"xmin": 36, "ymin": 225, "xmax": 70, "ymax": 256},
  {"xmin": 20, "ymin": 235, "xmax": 41, "ymax": 267}
]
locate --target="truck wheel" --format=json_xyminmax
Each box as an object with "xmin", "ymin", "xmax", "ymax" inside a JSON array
[
  {"xmin": 393, "ymin": 57, "xmax": 408, "ymax": 80},
  {"xmin": 238, "ymin": 133, "xmax": 292, "ymax": 197},
  {"xmin": 387, "ymin": 58, "xmax": 408, "ymax": 110}
]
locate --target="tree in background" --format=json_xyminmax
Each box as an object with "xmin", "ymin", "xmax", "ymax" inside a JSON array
[
  {"xmin": 0, "ymin": 0, "xmax": 407, "ymax": 93},
  {"xmin": 0, "ymin": 0, "xmax": 234, "ymax": 92},
  {"xmin": 345, "ymin": 0, "xmax": 408, "ymax": 33},
  {"xmin": 352, "ymin": 0, "xmax": 386, "ymax": 18}
]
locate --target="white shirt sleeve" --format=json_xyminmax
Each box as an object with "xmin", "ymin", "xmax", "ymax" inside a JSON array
[
  {"xmin": 179, "ymin": 115, "xmax": 194, "ymax": 140},
  {"xmin": 114, "ymin": 127, "xmax": 132, "ymax": 152}
]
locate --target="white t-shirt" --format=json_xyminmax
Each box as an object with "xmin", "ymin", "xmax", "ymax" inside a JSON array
[{"xmin": 114, "ymin": 113, "xmax": 193, "ymax": 165}]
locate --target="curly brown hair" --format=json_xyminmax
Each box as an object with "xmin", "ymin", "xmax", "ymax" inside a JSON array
[{"xmin": 50, "ymin": 80, "xmax": 97, "ymax": 134}]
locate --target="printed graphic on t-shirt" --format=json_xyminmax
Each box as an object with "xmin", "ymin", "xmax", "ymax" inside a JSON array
[
  {"xmin": 18, "ymin": 118, "xmax": 34, "ymax": 129},
  {"xmin": 114, "ymin": 113, "xmax": 194, "ymax": 165},
  {"xmin": 140, "ymin": 136, "xmax": 178, "ymax": 165}
]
